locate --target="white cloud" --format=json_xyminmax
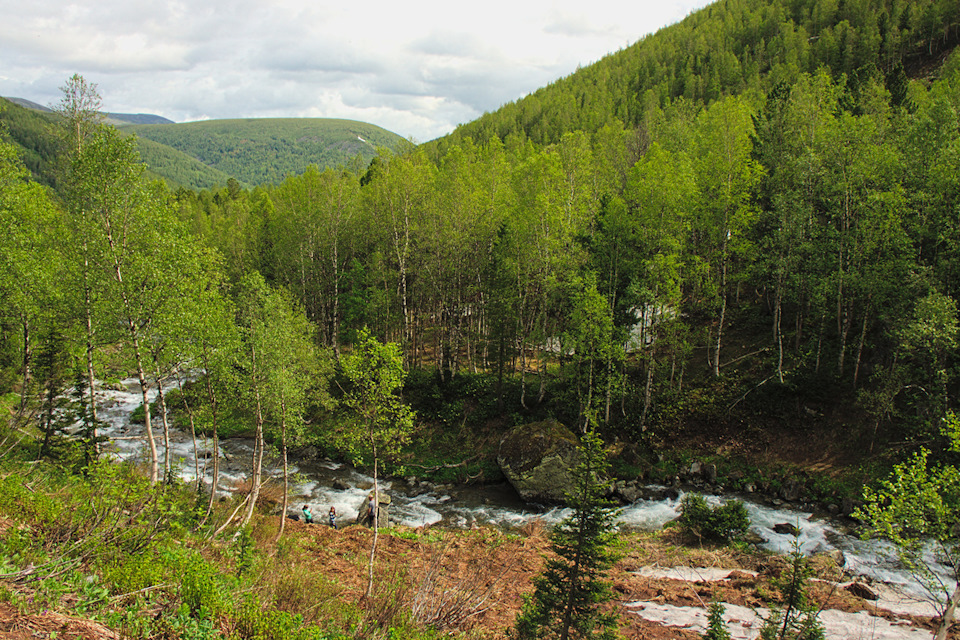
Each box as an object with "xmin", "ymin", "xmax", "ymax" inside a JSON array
[{"xmin": 0, "ymin": 0, "xmax": 714, "ymax": 141}]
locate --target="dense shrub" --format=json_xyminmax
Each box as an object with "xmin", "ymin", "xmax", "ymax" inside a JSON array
[{"xmin": 678, "ymin": 493, "xmax": 750, "ymax": 542}]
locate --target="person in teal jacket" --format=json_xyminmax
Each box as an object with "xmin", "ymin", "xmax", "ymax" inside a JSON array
[{"xmin": 302, "ymin": 504, "xmax": 313, "ymax": 524}]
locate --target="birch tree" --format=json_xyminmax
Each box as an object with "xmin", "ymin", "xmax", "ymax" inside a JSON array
[{"xmin": 337, "ymin": 328, "xmax": 414, "ymax": 600}]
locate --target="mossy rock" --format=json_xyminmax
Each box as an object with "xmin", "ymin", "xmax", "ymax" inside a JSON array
[{"xmin": 497, "ymin": 419, "xmax": 579, "ymax": 504}]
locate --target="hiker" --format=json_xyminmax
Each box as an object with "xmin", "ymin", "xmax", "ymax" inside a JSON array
[
  {"xmin": 302, "ymin": 504, "xmax": 313, "ymax": 524},
  {"xmin": 367, "ymin": 494, "xmax": 377, "ymax": 527},
  {"xmin": 329, "ymin": 506, "xmax": 337, "ymax": 529}
]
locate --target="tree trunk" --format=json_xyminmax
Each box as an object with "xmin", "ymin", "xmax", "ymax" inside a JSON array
[
  {"xmin": 130, "ymin": 334, "xmax": 158, "ymax": 484},
  {"xmin": 200, "ymin": 350, "xmax": 221, "ymax": 528},
  {"xmin": 276, "ymin": 396, "xmax": 289, "ymax": 542},
  {"xmin": 934, "ymin": 582, "xmax": 960, "ymax": 640},
  {"xmin": 154, "ymin": 369, "xmax": 172, "ymax": 482},
  {"xmin": 641, "ymin": 357, "xmax": 655, "ymax": 428},
  {"xmin": 82, "ymin": 253, "xmax": 99, "ymax": 456},
  {"xmin": 853, "ymin": 309, "xmax": 869, "ymax": 390},
  {"xmin": 774, "ymin": 276, "xmax": 784, "ymax": 383},
  {"xmin": 19, "ymin": 316, "xmax": 30, "ymax": 416},
  {"xmin": 837, "ymin": 301, "xmax": 852, "ymax": 377},
  {"xmin": 175, "ymin": 372, "xmax": 203, "ymax": 493},
  {"xmin": 365, "ymin": 444, "xmax": 380, "ymax": 601},
  {"xmin": 714, "ymin": 291, "xmax": 726, "ymax": 377},
  {"xmin": 240, "ymin": 345, "xmax": 265, "ymax": 529}
]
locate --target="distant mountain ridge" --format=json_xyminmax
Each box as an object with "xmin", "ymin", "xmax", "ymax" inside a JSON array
[
  {"xmin": 1, "ymin": 96, "xmax": 404, "ymax": 188},
  {"xmin": 3, "ymin": 96, "xmax": 174, "ymax": 125}
]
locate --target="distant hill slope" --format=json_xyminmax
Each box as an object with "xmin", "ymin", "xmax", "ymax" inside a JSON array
[
  {"xmin": 105, "ymin": 113, "xmax": 174, "ymax": 126},
  {"xmin": 3, "ymin": 97, "xmax": 174, "ymax": 125},
  {"xmin": 431, "ymin": 0, "xmax": 959, "ymax": 152},
  {"xmin": 0, "ymin": 97, "xmax": 230, "ymax": 190},
  {"xmin": 132, "ymin": 135, "xmax": 235, "ymax": 191},
  {"xmin": 0, "ymin": 97, "xmax": 59, "ymax": 186},
  {"xmin": 124, "ymin": 118, "xmax": 406, "ymax": 186}
]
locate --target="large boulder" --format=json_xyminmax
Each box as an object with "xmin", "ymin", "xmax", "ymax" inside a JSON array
[
  {"xmin": 356, "ymin": 492, "xmax": 391, "ymax": 527},
  {"xmin": 497, "ymin": 419, "xmax": 580, "ymax": 504}
]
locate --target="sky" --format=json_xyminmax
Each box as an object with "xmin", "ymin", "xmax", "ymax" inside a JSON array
[{"xmin": 1, "ymin": 0, "xmax": 714, "ymax": 142}]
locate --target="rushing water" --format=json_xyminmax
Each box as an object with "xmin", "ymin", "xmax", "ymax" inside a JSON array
[{"xmin": 94, "ymin": 377, "xmax": 953, "ymax": 605}]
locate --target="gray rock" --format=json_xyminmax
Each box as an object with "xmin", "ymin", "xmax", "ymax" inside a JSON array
[
  {"xmin": 825, "ymin": 549, "xmax": 846, "ymax": 568},
  {"xmin": 690, "ymin": 461, "xmax": 702, "ymax": 476},
  {"xmin": 332, "ymin": 479, "xmax": 350, "ymax": 491},
  {"xmin": 780, "ymin": 479, "xmax": 802, "ymax": 502},
  {"xmin": 841, "ymin": 497, "xmax": 863, "ymax": 517},
  {"xmin": 704, "ymin": 463, "xmax": 718, "ymax": 483},
  {"xmin": 497, "ymin": 419, "xmax": 580, "ymax": 504},
  {"xmin": 356, "ymin": 492, "xmax": 391, "ymax": 527},
  {"xmin": 846, "ymin": 582, "xmax": 878, "ymax": 600},
  {"xmin": 773, "ymin": 522, "xmax": 801, "ymax": 536},
  {"xmin": 618, "ymin": 485, "xmax": 642, "ymax": 504},
  {"xmin": 298, "ymin": 446, "xmax": 320, "ymax": 462},
  {"xmin": 742, "ymin": 531, "xmax": 766, "ymax": 545}
]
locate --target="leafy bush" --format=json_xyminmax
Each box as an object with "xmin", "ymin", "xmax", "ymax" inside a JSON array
[{"xmin": 678, "ymin": 493, "xmax": 750, "ymax": 542}]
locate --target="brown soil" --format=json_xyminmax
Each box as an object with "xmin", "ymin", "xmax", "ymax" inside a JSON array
[
  {"xmin": 0, "ymin": 518, "xmax": 951, "ymax": 639},
  {"xmin": 264, "ymin": 519, "xmax": 953, "ymax": 639},
  {"xmin": 0, "ymin": 602, "xmax": 119, "ymax": 640}
]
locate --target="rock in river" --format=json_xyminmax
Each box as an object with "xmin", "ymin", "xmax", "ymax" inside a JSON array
[{"xmin": 497, "ymin": 419, "xmax": 580, "ymax": 504}]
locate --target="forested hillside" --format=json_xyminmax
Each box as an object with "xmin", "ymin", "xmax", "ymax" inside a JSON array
[
  {"xmin": 125, "ymin": 118, "xmax": 406, "ymax": 186},
  {"xmin": 429, "ymin": 0, "xmax": 959, "ymax": 155},
  {"xmin": 0, "ymin": 98, "xmax": 406, "ymax": 189},
  {"xmin": 2, "ymin": 0, "xmax": 959, "ymax": 473}
]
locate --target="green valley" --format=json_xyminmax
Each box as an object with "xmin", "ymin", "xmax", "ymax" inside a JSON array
[
  {"xmin": 2, "ymin": 0, "xmax": 960, "ymax": 638},
  {"xmin": 124, "ymin": 118, "xmax": 406, "ymax": 187}
]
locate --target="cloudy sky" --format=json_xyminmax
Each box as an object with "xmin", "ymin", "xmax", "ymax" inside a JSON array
[{"xmin": 2, "ymin": 0, "xmax": 713, "ymax": 142}]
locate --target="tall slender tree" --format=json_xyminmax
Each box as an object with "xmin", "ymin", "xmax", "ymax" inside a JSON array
[{"xmin": 337, "ymin": 328, "xmax": 415, "ymax": 600}]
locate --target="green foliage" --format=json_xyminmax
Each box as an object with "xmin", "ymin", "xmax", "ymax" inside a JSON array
[
  {"xmin": 131, "ymin": 133, "xmax": 234, "ymax": 190},
  {"xmin": 702, "ymin": 599, "xmax": 731, "ymax": 640},
  {"xmin": 856, "ymin": 413, "xmax": 960, "ymax": 627},
  {"xmin": 433, "ymin": 0, "xmax": 958, "ymax": 150},
  {"xmin": 515, "ymin": 430, "xmax": 621, "ymax": 640},
  {"xmin": 759, "ymin": 540, "xmax": 824, "ymax": 640},
  {"xmin": 234, "ymin": 525, "xmax": 257, "ymax": 578},
  {"xmin": 124, "ymin": 118, "xmax": 405, "ymax": 187},
  {"xmin": 678, "ymin": 494, "xmax": 750, "ymax": 543},
  {"xmin": 336, "ymin": 328, "xmax": 416, "ymax": 469}
]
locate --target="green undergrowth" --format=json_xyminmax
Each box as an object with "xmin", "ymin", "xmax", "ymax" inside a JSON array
[
  {"xmin": 612, "ymin": 447, "xmax": 868, "ymax": 508},
  {"xmin": 0, "ymin": 454, "xmax": 466, "ymax": 640}
]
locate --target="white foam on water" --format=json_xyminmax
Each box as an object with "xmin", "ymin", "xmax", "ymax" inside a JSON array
[
  {"xmin": 618, "ymin": 494, "xmax": 683, "ymax": 530},
  {"xmin": 92, "ymin": 379, "xmax": 957, "ymax": 609}
]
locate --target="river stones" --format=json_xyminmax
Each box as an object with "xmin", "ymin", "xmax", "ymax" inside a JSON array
[
  {"xmin": 845, "ymin": 581, "xmax": 879, "ymax": 600},
  {"xmin": 773, "ymin": 522, "xmax": 801, "ymax": 536},
  {"xmin": 497, "ymin": 419, "xmax": 580, "ymax": 504}
]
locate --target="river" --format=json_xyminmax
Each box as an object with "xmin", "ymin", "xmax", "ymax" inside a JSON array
[{"xmin": 93, "ymin": 377, "xmax": 953, "ymax": 607}]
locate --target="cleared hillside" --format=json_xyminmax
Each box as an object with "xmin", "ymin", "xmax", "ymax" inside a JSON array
[{"xmin": 125, "ymin": 118, "xmax": 406, "ymax": 186}]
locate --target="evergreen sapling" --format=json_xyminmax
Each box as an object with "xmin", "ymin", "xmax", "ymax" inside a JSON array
[{"xmin": 515, "ymin": 429, "xmax": 622, "ymax": 640}]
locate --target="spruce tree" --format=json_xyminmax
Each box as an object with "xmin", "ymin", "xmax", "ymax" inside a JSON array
[
  {"xmin": 760, "ymin": 538, "xmax": 824, "ymax": 640},
  {"xmin": 703, "ymin": 599, "xmax": 731, "ymax": 640},
  {"xmin": 515, "ymin": 428, "xmax": 621, "ymax": 640}
]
